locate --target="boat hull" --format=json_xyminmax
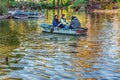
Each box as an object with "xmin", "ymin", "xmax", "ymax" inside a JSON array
[
  {"xmin": 13, "ymin": 10, "xmax": 28, "ymax": 19},
  {"xmin": 40, "ymin": 23, "xmax": 87, "ymax": 36}
]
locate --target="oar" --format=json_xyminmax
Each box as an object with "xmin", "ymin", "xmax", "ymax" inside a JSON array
[{"xmin": 50, "ymin": 23, "xmax": 61, "ymax": 33}]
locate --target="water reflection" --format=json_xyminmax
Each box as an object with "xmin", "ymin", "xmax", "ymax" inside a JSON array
[
  {"xmin": 76, "ymin": 13, "xmax": 120, "ymax": 79},
  {"xmin": 0, "ymin": 10, "xmax": 120, "ymax": 80},
  {"xmin": 0, "ymin": 20, "xmax": 20, "ymax": 56}
]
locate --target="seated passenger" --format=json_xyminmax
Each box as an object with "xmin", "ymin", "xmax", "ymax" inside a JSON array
[
  {"xmin": 69, "ymin": 16, "xmax": 81, "ymax": 29},
  {"xmin": 60, "ymin": 14, "xmax": 67, "ymax": 27}
]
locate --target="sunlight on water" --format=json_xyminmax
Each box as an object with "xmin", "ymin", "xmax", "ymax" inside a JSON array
[{"xmin": 0, "ymin": 9, "xmax": 120, "ymax": 80}]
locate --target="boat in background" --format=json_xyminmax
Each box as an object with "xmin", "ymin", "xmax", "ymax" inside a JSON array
[
  {"xmin": 13, "ymin": 10, "xmax": 28, "ymax": 19},
  {"xmin": 40, "ymin": 23, "xmax": 87, "ymax": 36}
]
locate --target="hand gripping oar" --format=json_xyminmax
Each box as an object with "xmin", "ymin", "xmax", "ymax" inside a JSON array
[{"xmin": 50, "ymin": 23, "xmax": 61, "ymax": 33}]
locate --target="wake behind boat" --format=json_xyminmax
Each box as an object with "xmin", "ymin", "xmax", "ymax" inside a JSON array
[{"xmin": 40, "ymin": 23, "xmax": 87, "ymax": 36}]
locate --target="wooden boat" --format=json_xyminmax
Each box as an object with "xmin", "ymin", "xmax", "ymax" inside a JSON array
[
  {"xmin": 28, "ymin": 12, "xmax": 44, "ymax": 18},
  {"xmin": 13, "ymin": 10, "xmax": 28, "ymax": 19},
  {"xmin": 40, "ymin": 23, "xmax": 87, "ymax": 36}
]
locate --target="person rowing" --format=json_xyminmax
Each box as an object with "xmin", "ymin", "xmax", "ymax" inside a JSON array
[
  {"xmin": 50, "ymin": 15, "xmax": 63, "ymax": 33},
  {"xmin": 52, "ymin": 15, "xmax": 61, "ymax": 28}
]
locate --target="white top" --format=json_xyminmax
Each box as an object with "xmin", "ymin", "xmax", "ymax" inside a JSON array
[{"xmin": 60, "ymin": 18, "xmax": 67, "ymax": 25}]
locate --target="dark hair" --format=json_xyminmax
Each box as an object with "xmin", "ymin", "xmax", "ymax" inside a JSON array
[
  {"xmin": 71, "ymin": 16, "xmax": 75, "ymax": 20},
  {"xmin": 61, "ymin": 14, "xmax": 65, "ymax": 19},
  {"xmin": 54, "ymin": 15, "xmax": 58, "ymax": 19},
  {"xmin": 54, "ymin": 15, "xmax": 59, "ymax": 23}
]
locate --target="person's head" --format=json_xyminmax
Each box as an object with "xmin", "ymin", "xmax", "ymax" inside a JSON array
[
  {"xmin": 54, "ymin": 15, "xmax": 58, "ymax": 19},
  {"xmin": 71, "ymin": 16, "xmax": 75, "ymax": 20},
  {"xmin": 61, "ymin": 14, "xmax": 65, "ymax": 19}
]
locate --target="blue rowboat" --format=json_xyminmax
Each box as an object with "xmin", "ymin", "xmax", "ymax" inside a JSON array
[
  {"xmin": 40, "ymin": 23, "xmax": 87, "ymax": 36},
  {"xmin": 13, "ymin": 10, "xmax": 28, "ymax": 19}
]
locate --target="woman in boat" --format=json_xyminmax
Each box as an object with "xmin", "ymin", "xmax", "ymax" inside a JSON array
[
  {"xmin": 52, "ymin": 15, "xmax": 61, "ymax": 27},
  {"xmin": 51, "ymin": 15, "xmax": 62, "ymax": 33},
  {"xmin": 69, "ymin": 16, "xmax": 81, "ymax": 29},
  {"xmin": 60, "ymin": 14, "xmax": 67, "ymax": 27}
]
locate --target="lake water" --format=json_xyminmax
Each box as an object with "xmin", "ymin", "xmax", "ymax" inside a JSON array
[{"xmin": 0, "ymin": 9, "xmax": 120, "ymax": 80}]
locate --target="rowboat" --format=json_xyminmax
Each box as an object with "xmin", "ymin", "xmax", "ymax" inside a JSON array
[
  {"xmin": 40, "ymin": 23, "xmax": 87, "ymax": 36},
  {"xmin": 13, "ymin": 10, "xmax": 28, "ymax": 19}
]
